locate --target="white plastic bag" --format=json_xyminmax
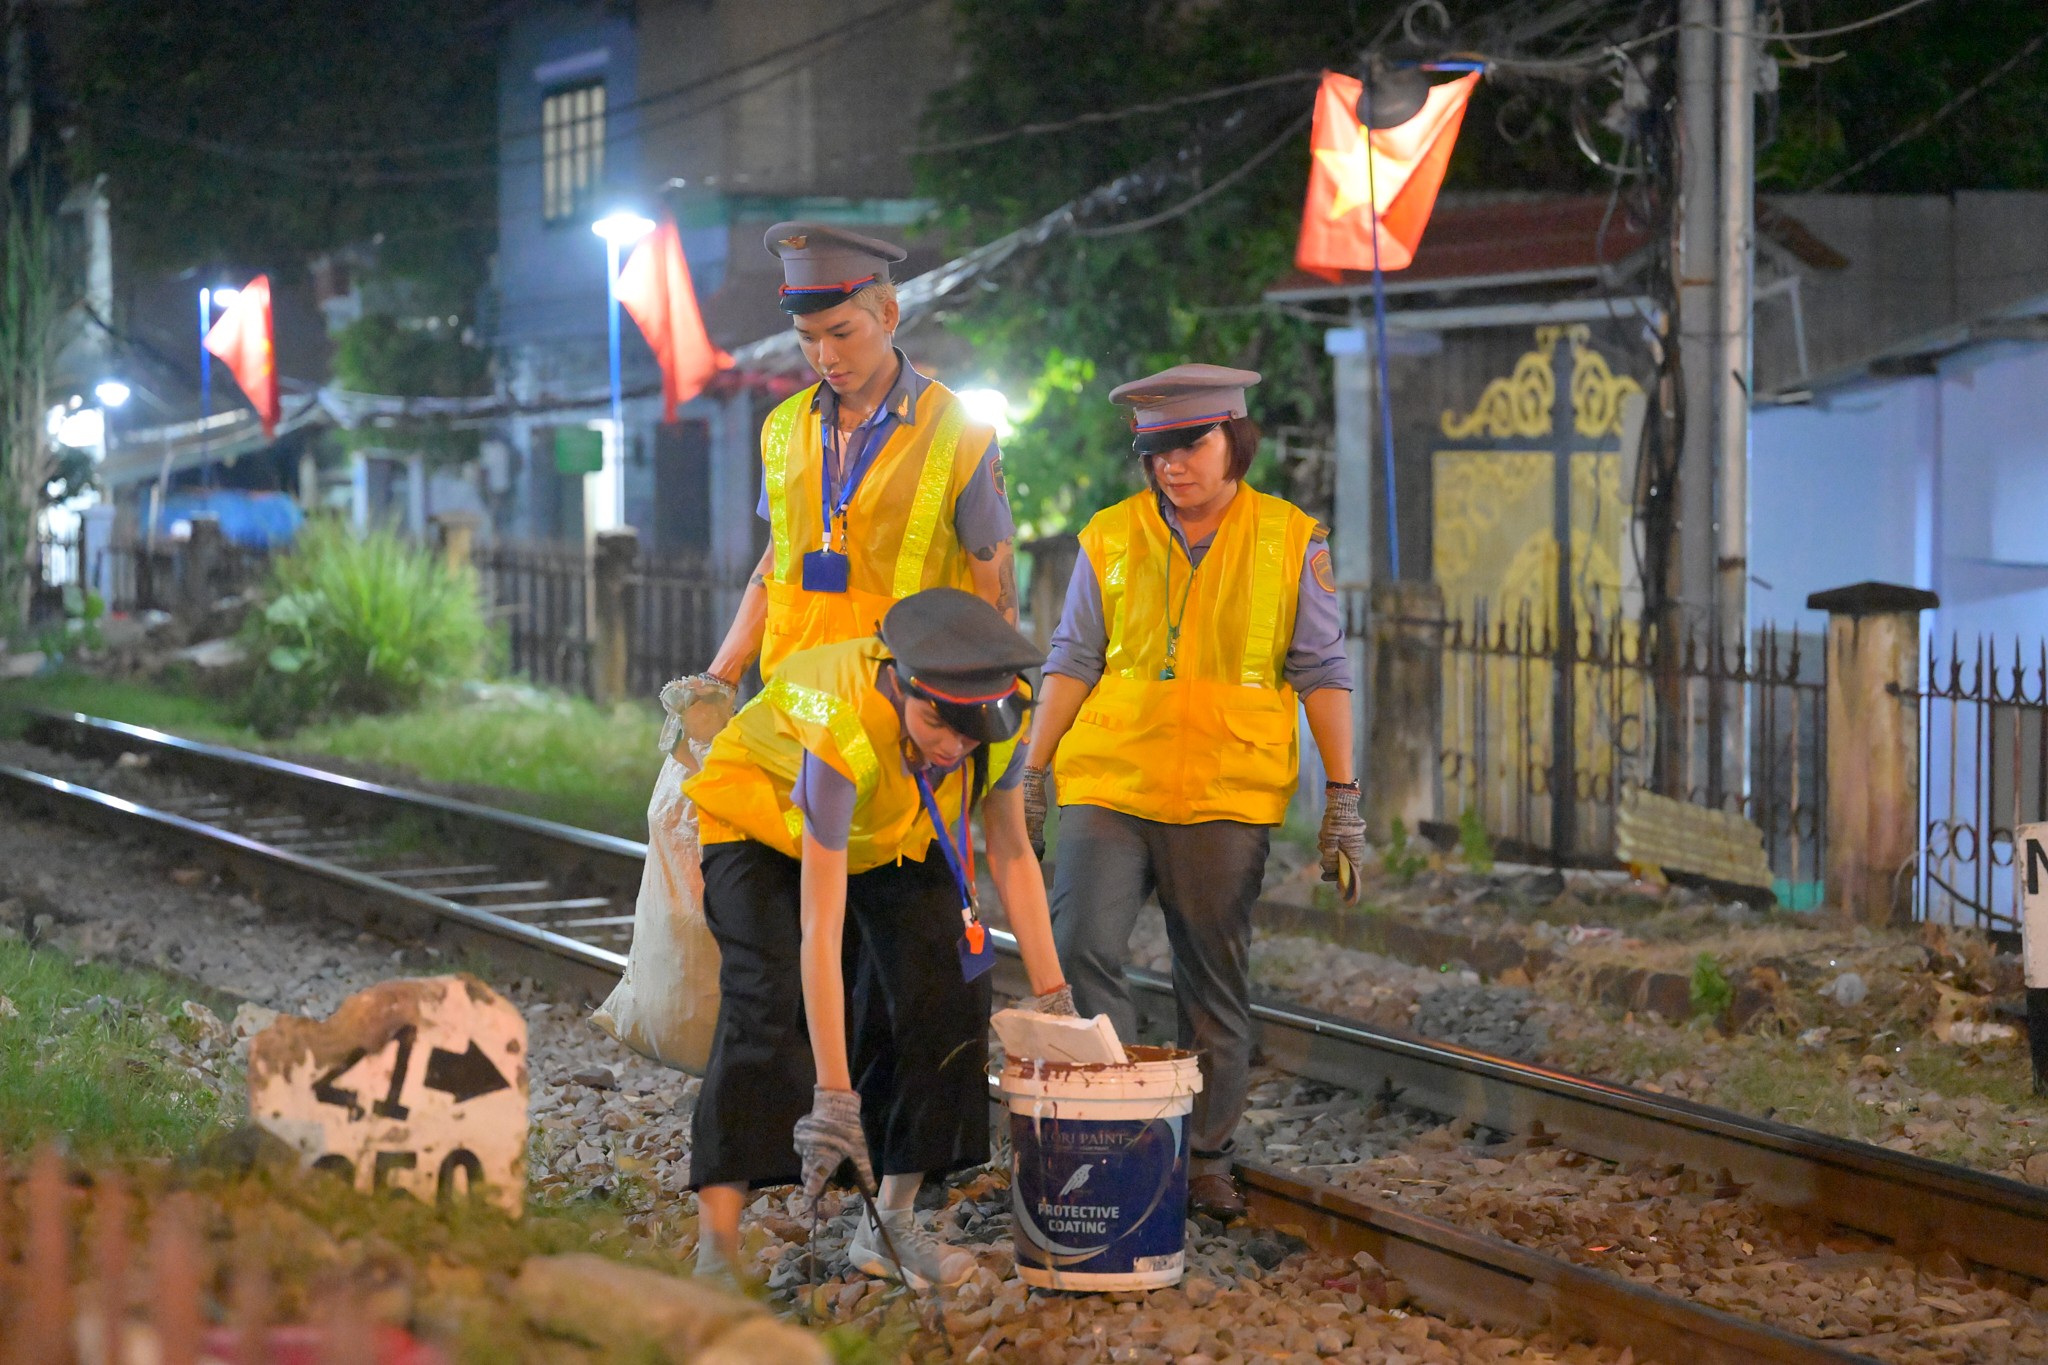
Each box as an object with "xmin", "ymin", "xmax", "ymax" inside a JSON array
[{"xmin": 591, "ymin": 682, "xmax": 729, "ymax": 1074}]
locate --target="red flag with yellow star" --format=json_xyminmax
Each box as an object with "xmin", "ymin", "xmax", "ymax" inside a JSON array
[
  {"xmin": 1296, "ymin": 70, "xmax": 1478, "ymax": 281},
  {"xmin": 203, "ymin": 275, "xmax": 280, "ymax": 438}
]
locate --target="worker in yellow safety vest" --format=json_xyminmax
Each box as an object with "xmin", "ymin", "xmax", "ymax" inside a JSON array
[
  {"xmin": 1022, "ymin": 365, "xmax": 1368, "ymax": 1222},
  {"xmin": 682, "ymin": 587, "xmax": 1073, "ymax": 1290},
  {"xmin": 675, "ymin": 222, "xmax": 1019, "ymax": 724}
]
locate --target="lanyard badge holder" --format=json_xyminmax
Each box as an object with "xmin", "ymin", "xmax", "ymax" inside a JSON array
[
  {"xmin": 914, "ymin": 770, "xmax": 995, "ymax": 983},
  {"xmin": 802, "ymin": 415, "xmax": 887, "ymax": 594}
]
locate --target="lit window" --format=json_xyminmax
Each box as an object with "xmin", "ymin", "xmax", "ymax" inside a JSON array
[{"xmin": 541, "ymin": 83, "xmax": 606, "ymax": 225}]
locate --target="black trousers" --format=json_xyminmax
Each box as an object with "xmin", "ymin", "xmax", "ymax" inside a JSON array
[{"xmin": 690, "ymin": 840, "xmax": 991, "ymax": 1190}]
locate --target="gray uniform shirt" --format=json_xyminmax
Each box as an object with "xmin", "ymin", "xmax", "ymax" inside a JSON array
[
  {"xmin": 757, "ymin": 348, "xmax": 1014, "ymax": 556},
  {"xmin": 1043, "ymin": 492, "xmax": 1352, "ymax": 695}
]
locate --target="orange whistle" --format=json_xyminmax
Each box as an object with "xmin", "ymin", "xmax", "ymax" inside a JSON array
[{"xmin": 965, "ymin": 922, "xmax": 986, "ymax": 954}]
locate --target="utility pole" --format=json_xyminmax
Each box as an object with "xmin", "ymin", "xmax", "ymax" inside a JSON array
[
  {"xmin": 1666, "ymin": 0, "xmax": 1718, "ymax": 798},
  {"xmin": 1716, "ymin": 0, "xmax": 1757, "ymax": 806}
]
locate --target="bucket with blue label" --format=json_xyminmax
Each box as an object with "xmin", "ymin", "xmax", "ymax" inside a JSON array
[{"xmin": 1002, "ymin": 1046, "xmax": 1204, "ymax": 1291}]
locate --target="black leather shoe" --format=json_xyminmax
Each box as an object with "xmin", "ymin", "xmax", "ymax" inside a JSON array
[{"xmin": 1188, "ymin": 1172, "xmax": 1246, "ymax": 1220}]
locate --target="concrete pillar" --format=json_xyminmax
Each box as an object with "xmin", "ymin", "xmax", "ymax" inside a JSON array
[
  {"xmin": 432, "ymin": 511, "xmax": 483, "ymax": 578},
  {"xmin": 405, "ymin": 454, "xmax": 428, "ymax": 539},
  {"xmin": 180, "ymin": 514, "xmax": 223, "ymax": 624},
  {"xmin": 350, "ymin": 453, "xmax": 370, "ymax": 533},
  {"xmin": 591, "ymin": 528, "xmax": 639, "ymax": 705},
  {"xmin": 1023, "ymin": 534, "xmax": 1078, "ymax": 653},
  {"xmin": 1810, "ymin": 581, "xmax": 1938, "ymax": 927},
  {"xmin": 1366, "ymin": 579, "xmax": 1444, "ymax": 842}
]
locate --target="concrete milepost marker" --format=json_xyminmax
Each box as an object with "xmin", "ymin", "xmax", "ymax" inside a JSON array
[
  {"xmin": 248, "ymin": 974, "xmax": 529, "ymax": 1214},
  {"xmin": 2022, "ymin": 823, "xmax": 2048, "ymax": 1096}
]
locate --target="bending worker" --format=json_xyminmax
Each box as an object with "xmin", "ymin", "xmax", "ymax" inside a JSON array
[
  {"xmin": 678, "ymin": 221, "xmax": 1019, "ymax": 718},
  {"xmin": 684, "ymin": 587, "xmax": 1074, "ymax": 1288},
  {"xmin": 1022, "ymin": 365, "xmax": 1367, "ymax": 1221}
]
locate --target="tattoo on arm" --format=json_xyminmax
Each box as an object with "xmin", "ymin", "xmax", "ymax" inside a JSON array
[
  {"xmin": 749, "ymin": 570, "xmax": 767, "ymax": 587},
  {"xmin": 996, "ymin": 544, "xmax": 1019, "ymax": 620},
  {"xmin": 972, "ymin": 544, "xmax": 998, "ymax": 562}
]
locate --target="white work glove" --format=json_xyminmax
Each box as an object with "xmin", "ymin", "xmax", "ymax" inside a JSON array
[
  {"xmin": 1320, "ymin": 781, "xmax": 1367, "ymax": 897},
  {"xmin": 657, "ymin": 673, "xmax": 736, "ymax": 756},
  {"xmin": 793, "ymin": 1086, "xmax": 874, "ymax": 1200},
  {"xmin": 1025, "ymin": 983, "xmax": 1078, "ymax": 1017}
]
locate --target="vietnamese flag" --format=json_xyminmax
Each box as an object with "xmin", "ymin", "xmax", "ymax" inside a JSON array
[
  {"xmin": 1296, "ymin": 70, "xmax": 1479, "ymax": 281},
  {"xmin": 203, "ymin": 274, "xmax": 281, "ymax": 438},
  {"xmin": 617, "ymin": 215, "xmax": 733, "ymax": 422}
]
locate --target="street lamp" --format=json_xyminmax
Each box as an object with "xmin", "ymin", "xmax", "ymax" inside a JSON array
[
  {"xmin": 94, "ymin": 379, "xmax": 131, "ymax": 409},
  {"xmin": 591, "ymin": 211, "xmax": 655, "ymax": 528},
  {"xmin": 197, "ymin": 285, "xmax": 239, "ymax": 489}
]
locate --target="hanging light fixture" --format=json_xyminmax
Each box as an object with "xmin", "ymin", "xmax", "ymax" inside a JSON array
[{"xmin": 1355, "ymin": 55, "xmax": 1431, "ymax": 129}]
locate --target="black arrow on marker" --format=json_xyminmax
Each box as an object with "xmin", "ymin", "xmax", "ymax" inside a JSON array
[{"xmin": 422, "ymin": 1042, "xmax": 511, "ymax": 1103}]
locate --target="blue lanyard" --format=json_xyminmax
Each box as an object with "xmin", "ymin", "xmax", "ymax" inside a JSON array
[
  {"xmin": 820, "ymin": 408, "xmax": 894, "ymax": 547},
  {"xmin": 912, "ymin": 767, "xmax": 976, "ymax": 914}
]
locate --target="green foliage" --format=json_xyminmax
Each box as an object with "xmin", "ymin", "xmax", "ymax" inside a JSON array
[
  {"xmin": 1758, "ymin": 0, "xmax": 2048, "ymax": 193},
  {"xmin": 1457, "ymin": 804, "xmax": 1494, "ymax": 875},
  {"xmin": 1381, "ymin": 817, "xmax": 1428, "ymax": 884},
  {"xmin": 0, "ymin": 940, "xmax": 228, "ymax": 1159},
  {"xmin": 65, "ymin": 0, "xmax": 499, "ymax": 284},
  {"xmin": 240, "ymin": 522, "xmax": 494, "ymax": 733},
  {"xmin": 331, "ymin": 314, "xmax": 490, "ymax": 458},
  {"xmin": 1690, "ymin": 952, "xmax": 1735, "ymax": 1021}
]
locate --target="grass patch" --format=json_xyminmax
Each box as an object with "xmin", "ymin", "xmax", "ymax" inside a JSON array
[
  {"xmin": 1708, "ymin": 1042, "xmax": 1886, "ymax": 1143},
  {"xmin": 3, "ymin": 671, "xmax": 662, "ymax": 839},
  {"xmin": 0, "ymin": 937, "xmax": 230, "ymax": 1159}
]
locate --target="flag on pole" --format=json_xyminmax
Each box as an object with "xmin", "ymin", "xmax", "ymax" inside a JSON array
[
  {"xmin": 1295, "ymin": 70, "xmax": 1479, "ymax": 281},
  {"xmin": 203, "ymin": 275, "xmax": 281, "ymax": 438},
  {"xmin": 616, "ymin": 215, "xmax": 733, "ymax": 422}
]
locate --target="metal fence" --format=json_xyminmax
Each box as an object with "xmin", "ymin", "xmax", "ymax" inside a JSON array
[
  {"xmin": 628, "ymin": 550, "xmax": 731, "ymax": 699},
  {"xmin": 1907, "ymin": 635, "xmax": 2048, "ymax": 932},
  {"xmin": 33, "ymin": 529, "xmax": 271, "ymax": 620},
  {"xmin": 471, "ymin": 540, "xmax": 592, "ymax": 695},
  {"xmin": 1346, "ymin": 591, "xmax": 1827, "ymax": 896}
]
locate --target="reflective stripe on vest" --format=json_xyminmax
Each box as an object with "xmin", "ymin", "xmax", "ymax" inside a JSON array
[
  {"xmin": 892, "ymin": 400, "xmax": 968, "ymax": 598},
  {"xmin": 763, "ymin": 674, "xmax": 881, "ymax": 799},
  {"xmin": 763, "ymin": 391, "xmax": 809, "ymax": 582},
  {"xmin": 1239, "ymin": 499, "xmax": 1291, "ymax": 687}
]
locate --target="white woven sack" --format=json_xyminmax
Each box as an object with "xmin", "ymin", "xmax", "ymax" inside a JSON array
[{"xmin": 591, "ymin": 686, "xmax": 727, "ymax": 1073}]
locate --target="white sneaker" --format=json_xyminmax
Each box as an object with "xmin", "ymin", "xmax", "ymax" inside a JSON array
[
  {"xmin": 845, "ymin": 1205, "xmax": 976, "ymax": 1289},
  {"xmin": 692, "ymin": 1238, "xmax": 747, "ymax": 1296}
]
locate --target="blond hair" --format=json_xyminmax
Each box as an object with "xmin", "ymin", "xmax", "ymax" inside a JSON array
[{"xmin": 848, "ymin": 279, "xmax": 898, "ymax": 323}]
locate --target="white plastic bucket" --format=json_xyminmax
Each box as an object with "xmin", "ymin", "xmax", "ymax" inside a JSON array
[{"xmin": 1001, "ymin": 1046, "xmax": 1204, "ymax": 1291}]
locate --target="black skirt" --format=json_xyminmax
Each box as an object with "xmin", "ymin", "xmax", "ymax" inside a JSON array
[{"xmin": 689, "ymin": 840, "xmax": 991, "ymax": 1190}]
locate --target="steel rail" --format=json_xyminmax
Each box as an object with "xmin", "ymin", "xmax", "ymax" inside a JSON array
[
  {"xmin": 0, "ymin": 724, "xmax": 1881, "ymax": 1360},
  {"xmin": 12, "ymin": 714, "xmax": 2048, "ymax": 1288}
]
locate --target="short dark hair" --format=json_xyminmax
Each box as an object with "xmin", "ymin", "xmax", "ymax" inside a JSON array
[{"xmin": 1140, "ymin": 415, "xmax": 1262, "ymax": 491}]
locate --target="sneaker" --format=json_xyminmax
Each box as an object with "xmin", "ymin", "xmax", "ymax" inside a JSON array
[
  {"xmin": 845, "ymin": 1205, "xmax": 976, "ymax": 1289},
  {"xmin": 691, "ymin": 1238, "xmax": 748, "ymax": 1297}
]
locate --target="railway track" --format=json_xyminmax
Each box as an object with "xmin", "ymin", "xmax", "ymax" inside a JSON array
[{"xmin": 7, "ymin": 709, "xmax": 2046, "ymax": 1362}]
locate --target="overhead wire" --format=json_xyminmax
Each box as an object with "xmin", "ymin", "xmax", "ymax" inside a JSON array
[
  {"xmin": 1070, "ymin": 109, "xmax": 1313, "ymax": 238},
  {"xmin": 1804, "ymin": 25, "xmax": 2048, "ymax": 192}
]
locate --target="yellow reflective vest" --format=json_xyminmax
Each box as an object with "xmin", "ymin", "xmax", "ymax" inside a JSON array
[
  {"xmin": 685, "ymin": 636, "xmax": 1019, "ymax": 874},
  {"xmin": 757, "ymin": 379, "xmax": 995, "ymax": 678},
  {"xmin": 1053, "ymin": 487, "xmax": 1318, "ymax": 827}
]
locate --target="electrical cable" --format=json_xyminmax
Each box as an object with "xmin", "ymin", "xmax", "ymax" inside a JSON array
[
  {"xmin": 1070, "ymin": 108, "xmax": 1313, "ymax": 238},
  {"xmin": 1804, "ymin": 26, "xmax": 2048, "ymax": 193},
  {"xmin": 98, "ymin": 0, "xmax": 933, "ymax": 169},
  {"xmin": 910, "ymin": 70, "xmax": 1322, "ymax": 155}
]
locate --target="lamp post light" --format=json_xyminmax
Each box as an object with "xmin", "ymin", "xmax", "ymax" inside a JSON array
[
  {"xmin": 591, "ymin": 210, "xmax": 655, "ymax": 528},
  {"xmin": 196, "ymin": 286, "xmax": 237, "ymax": 489}
]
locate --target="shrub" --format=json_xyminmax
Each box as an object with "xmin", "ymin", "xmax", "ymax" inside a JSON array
[
  {"xmin": 1457, "ymin": 804, "xmax": 1495, "ymax": 875},
  {"xmin": 240, "ymin": 522, "xmax": 494, "ymax": 733},
  {"xmin": 1690, "ymin": 952, "xmax": 1735, "ymax": 1020},
  {"xmin": 1381, "ymin": 818, "xmax": 1429, "ymax": 884}
]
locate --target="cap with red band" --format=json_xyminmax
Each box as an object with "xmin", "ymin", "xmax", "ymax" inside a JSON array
[
  {"xmin": 766, "ymin": 221, "xmax": 907, "ymax": 316},
  {"xmin": 880, "ymin": 587, "xmax": 1044, "ymax": 744},
  {"xmin": 1109, "ymin": 363, "xmax": 1262, "ymax": 454}
]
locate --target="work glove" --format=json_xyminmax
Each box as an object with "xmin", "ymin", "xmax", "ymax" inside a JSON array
[
  {"xmin": 1022, "ymin": 766, "xmax": 1051, "ymax": 860},
  {"xmin": 1319, "ymin": 781, "xmax": 1368, "ymax": 898},
  {"xmin": 1025, "ymin": 983, "xmax": 1078, "ymax": 1017},
  {"xmin": 793, "ymin": 1086, "xmax": 874, "ymax": 1200},
  {"xmin": 657, "ymin": 673, "xmax": 736, "ymax": 758}
]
